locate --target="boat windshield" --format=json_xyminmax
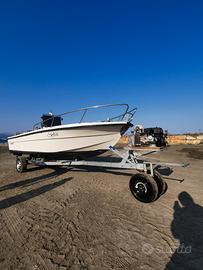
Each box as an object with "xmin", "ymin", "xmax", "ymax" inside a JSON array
[{"xmin": 33, "ymin": 104, "xmax": 137, "ymax": 130}]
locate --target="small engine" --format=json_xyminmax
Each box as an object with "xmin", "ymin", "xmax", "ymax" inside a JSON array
[{"xmin": 133, "ymin": 125, "xmax": 167, "ymax": 147}]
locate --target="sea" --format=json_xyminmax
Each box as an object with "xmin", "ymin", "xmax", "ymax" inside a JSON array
[{"xmin": 0, "ymin": 133, "xmax": 10, "ymax": 144}]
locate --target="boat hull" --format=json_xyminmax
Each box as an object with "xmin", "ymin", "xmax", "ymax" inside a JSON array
[{"xmin": 8, "ymin": 122, "xmax": 130, "ymax": 159}]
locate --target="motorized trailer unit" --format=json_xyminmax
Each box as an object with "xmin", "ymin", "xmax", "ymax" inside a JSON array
[{"xmin": 8, "ymin": 104, "xmax": 188, "ymax": 203}]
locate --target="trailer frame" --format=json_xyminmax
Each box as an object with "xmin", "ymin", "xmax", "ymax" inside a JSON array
[{"xmin": 15, "ymin": 146, "xmax": 189, "ymax": 203}]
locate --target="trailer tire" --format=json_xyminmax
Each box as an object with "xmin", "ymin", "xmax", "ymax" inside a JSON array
[
  {"xmin": 16, "ymin": 156, "xmax": 27, "ymax": 173},
  {"xmin": 162, "ymin": 181, "xmax": 168, "ymax": 195},
  {"xmin": 129, "ymin": 173, "xmax": 158, "ymax": 203},
  {"xmin": 153, "ymin": 170, "xmax": 167, "ymax": 197}
]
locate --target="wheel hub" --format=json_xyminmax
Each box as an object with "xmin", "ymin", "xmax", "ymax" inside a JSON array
[
  {"xmin": 135, "ymin": 182, "xmax": 147, "ymax": 196},
  {"xmin": 16, "ymin": 161, "xmax": 22, "ymax": 171}
]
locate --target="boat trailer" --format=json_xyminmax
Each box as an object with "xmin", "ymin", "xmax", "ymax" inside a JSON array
[{"xmin": 15, "ymin": 146, "xmax": 189, "ymax": 203}]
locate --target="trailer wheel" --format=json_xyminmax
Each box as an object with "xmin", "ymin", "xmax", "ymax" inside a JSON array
[
  {"xmin": 16, "ymin": 156, "xmax": 27, "ymax": 173},
  {"xmin": 129, "ymin": 173, "xmax": 158, "ymax": 203},
  {"xmin": 162, "ymin": 181, "xmax": 168, "ymax": 195},
  {"xmin": 153, "ymin": 170, "xmax": 168, "ymax": 197}
]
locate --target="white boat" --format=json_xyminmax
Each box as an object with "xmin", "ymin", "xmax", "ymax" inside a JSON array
[{"xmin": 8, "ymin": 104, "xmax": 136, "ymax": 160}]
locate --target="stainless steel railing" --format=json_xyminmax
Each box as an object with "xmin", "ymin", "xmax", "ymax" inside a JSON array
[{"xmin": 33, "ymin": 104, "xmax": 137, "ymax": 130}]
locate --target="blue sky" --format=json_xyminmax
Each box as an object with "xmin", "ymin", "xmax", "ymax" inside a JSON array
[{"xmin": 0, "ymin": 0, "xmax": 203, "ymax": 133}]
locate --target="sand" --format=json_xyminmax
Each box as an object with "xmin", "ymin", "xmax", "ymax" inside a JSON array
[{"xmin": 0, "ymin": 145, "xmax": 203, "ymax": 270}]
